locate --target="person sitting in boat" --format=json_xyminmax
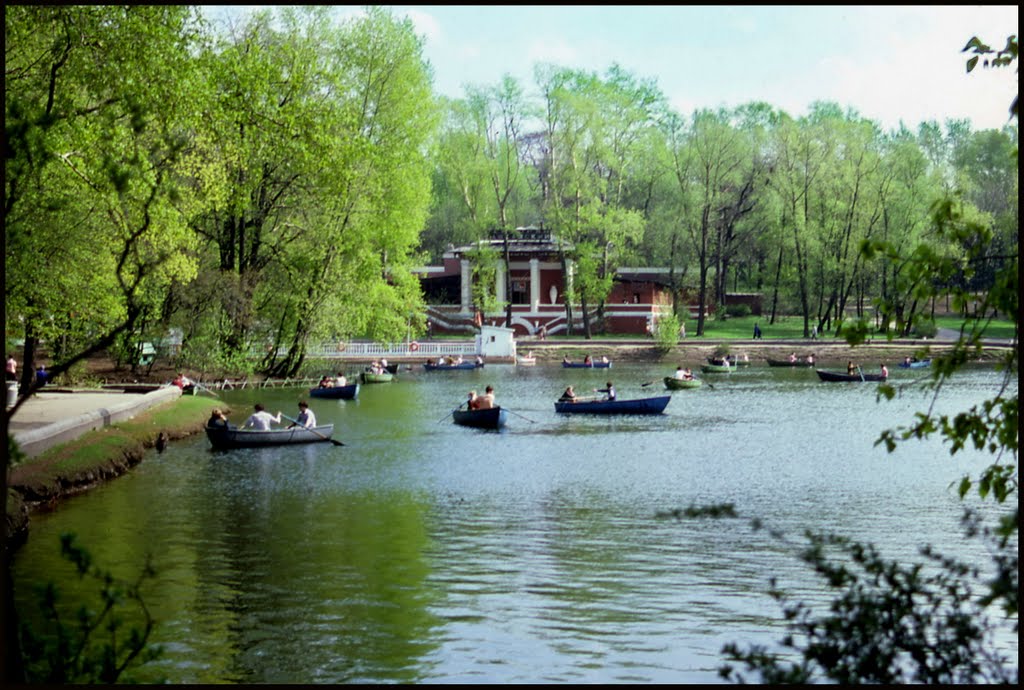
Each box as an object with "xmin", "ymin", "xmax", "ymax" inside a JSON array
[
  {"xmin": 683, "ymin": 368, "xmax": 694, "ymax": 380},
  {"xmin": 477, "ymin": 385, "xmax": 495, "ymax": 410},
  {"xmin": 455, "ymin": 355, "xmax": 464, "ymax": 364},
  {"xmin": 904, "ymin": 356, "xmax": 912, "ymax": 366},
  {"xmin": 475, "ymin": 355, "xmax": 484, "ymax": 366},
  {"xmin": 847, "ymin": 360, "xmax": 857, "ymax": 375},
  {"xmin": 563, "ymin": 355, "xmax": 570, "ymax": 365},
  {"xmin": 335, "ymin": 372, "xmax": 347, "ymax": 387},
  {"xmin": 243, "ymin": 403, "xmax": 282, "ymax": 431},
  {"xmin": 788, "ymin": 352, "xmax": 798, "ymax": 363},
  {"xmin": 380, "ymin": 357, "xmax": 389, "ymax": 370},
  {"xmin": 559, "ymin": 386, "xmax": 577, "ymax": 402},
  {"xmin": 601, "ymin": 355, "xmax": 609, "ymax": 364},
  {"xmin": 806, "ymin": 354, "xmax": 815, "ymax": 365},
  {"xmin": 673, "ymin": 365, "xmax": 687, "ymax": 380},
  {"xmin": 583, "ymin": 354, "xmax": 593, "ymax": 365},
  {"xmin": 288, "ymin": 400, "xmax": 317, "ymax": 429},
  {"xmin": 318, "ymin": 375, "xmax": 334, "ymax": 388},
  {"xmin": 596, "ymin": 381, "xmax": 616, "ymax": 401},
  {"xmin": 880, "ymin": 363, "xmax": 889, "ymax": 379},
  {"xmin": 207, "ymin": 408, "xmax": 230, "ymax": 429},
  {"xmin": 466, "ymin": 390, "xmax": 480, "ymax": 410}
]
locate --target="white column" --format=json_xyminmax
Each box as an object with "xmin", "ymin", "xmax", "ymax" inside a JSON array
[
  {"xmin": 529, "ymin": 258, "xmax": 540, "ymax": 311},
  {"xmin": 496, "ymin": 262, "xmax": 506, "ymax": 305},
  {"xmin": 460, "ymin": 259, "xmax": 472, "ymax": 313}
]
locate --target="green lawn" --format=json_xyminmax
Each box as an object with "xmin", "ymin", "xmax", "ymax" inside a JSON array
[{"xmin": 933, "ymin": 315, "xmax": 1017, "ymax": 340}]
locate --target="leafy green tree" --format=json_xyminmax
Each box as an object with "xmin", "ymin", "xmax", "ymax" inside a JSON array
[
  {"xmin": 5, "ymin": 9, "xmax": 207, "ymax": 677},
  {"xmin": 717, "ymin": 33, "xmax": 1018, "ymax": 685},
  {"xmin": 183, "ymin": 7, "xmax": 437, "ymax": 374}
]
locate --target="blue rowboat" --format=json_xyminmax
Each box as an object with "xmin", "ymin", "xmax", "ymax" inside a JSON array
[
  {"xmin": 554, "ymin": 395, "xmax": 670, "ymax": 415},
  {"xmin": 561, "ymin": 361, "xmax": 612, "ymax": 368},
  {"xmin": 205, "ymin": 424, "xmax": 335, "ymax": 450},
  {"xmin": 308, "ymin": 383, "xmax": 359, "ymax": 399},
  {"xmin": 424, "ymin": 361, "xmax": 483, "ymax": 371},
  {"xmin": 897, "ymin": 359, "xmax": 931, "ymax": 369},
  {"xmin": 452, "ymin": 406, "xmax": 508, "ymax": 429}
]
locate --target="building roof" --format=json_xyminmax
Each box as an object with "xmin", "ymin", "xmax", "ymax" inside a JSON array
[{"xmin": 445, "ymin": 226, "xmax": 569, "ymax": 258}]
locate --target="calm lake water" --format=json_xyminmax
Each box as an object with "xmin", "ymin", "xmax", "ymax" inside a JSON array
[{"xmin": 11, "ymin": 362, "xmax": 1017, "ymax": 683}]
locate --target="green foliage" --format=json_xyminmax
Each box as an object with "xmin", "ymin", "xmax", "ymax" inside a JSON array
[
  {"xmin": 19, "ymin": 534, "xmax": 163, "ymax": 684},
  {"xmin": 725, "ymin": 303, "xmax": 751, "ymax": 318},
  {"xmin": 714, "ymin": 31, "xmax": 1020, "ymax": 687},
  {"xmin": 652, "ymin": 313, "xmax": 680, "ymax": 353},
  {"xmin": 719, "ymin": 511, "xmax": 1018, "ymax": 684}
]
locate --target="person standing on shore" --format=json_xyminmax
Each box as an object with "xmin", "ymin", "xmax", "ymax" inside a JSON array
[{"xmin": 6, "ymin": 353, "xmax": 17, "ymax": 381}]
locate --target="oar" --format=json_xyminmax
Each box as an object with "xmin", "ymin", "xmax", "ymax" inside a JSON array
[
  {"xmin": 194, "ymin": 381, "xmax": 220, "ymax": 398},
  {"xmin": 505, "ymin": 408, "xmax": 537, "ymax": 424},
  {"xmin": 857, "ymin": 366, "xmax": 865, "ymax": 382},
  {"xmin": 641, "ymin": 381, "xmax": 656, "ymax": 387},
  {"xmin": 437, "ymin": 402, "xmax": 465, "ymax": 423},
  {"xmin": 280, "ymin": 413, "xmax": 345, "ymax": 446}
]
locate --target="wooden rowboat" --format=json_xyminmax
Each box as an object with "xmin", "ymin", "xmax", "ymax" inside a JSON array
[
  {"xmin": 452, "ymin": 406, "xmax": 508, "ymax": 430},
  {"xmin": 561, "ymin": 361, "xmax": 612, "ymax": 368},
  {"xmin": 897, "ymin": 359, "xmax": 931, "ymax": 369},
  {"xmin": 308, "ymin": 383, "xmax": 359, "ymax": 399},
  {"xmin": 205, "ymin": 424, "xmax": 335, "ymax": 450},
  {"xmin": 700, "ymin": 362, "xmax": 733, "ymax": 374},
  {"xmin": 816, "ymin": 369, "xmax": 887, "ymax": 382},
  {"xmin": 360, "ymin": 371, "xmax": 394, "ymax": 383},
  {"xmin": 663, "ymin": 376, "xmax": 703, "ymax": 390},
  {"xmin": 554, "ymin": 395, "xmax": 670, "ymax": 415}
]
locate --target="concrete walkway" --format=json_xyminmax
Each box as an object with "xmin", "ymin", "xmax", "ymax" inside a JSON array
[{"xmin": 8, "ymin": 386, "xmax": 182, "ymax": 458}]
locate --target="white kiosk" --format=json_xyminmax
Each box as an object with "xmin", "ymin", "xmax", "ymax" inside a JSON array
[{"xmin": 475, "ymin": 325, "xmax": 517, "ymax": 362}]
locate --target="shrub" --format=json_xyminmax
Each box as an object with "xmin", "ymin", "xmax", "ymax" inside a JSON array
[
  {"xmin": 726, "ymin": 303, "xmax": 752, "ymax": 318},
  {"xmin": 653, "ymin": 314, "xmax": 681, "ymax": 353},
  {"xmin": 912, "ymin": 320, "xmax": 938, "ymax": 338}
]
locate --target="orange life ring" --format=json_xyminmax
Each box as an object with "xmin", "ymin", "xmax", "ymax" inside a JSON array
[
  {"xmin": 336, "ymin": 341, "xmax": 346, "ymax": 352},
  {"xmin": 410, "ymin": 341, "xmax": 420, "ymax": 352}
]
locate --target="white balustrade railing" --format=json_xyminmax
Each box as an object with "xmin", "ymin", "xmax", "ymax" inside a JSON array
[{"xmin": 254, "ymin": 340, "xmax": 478, "ymax": 359}]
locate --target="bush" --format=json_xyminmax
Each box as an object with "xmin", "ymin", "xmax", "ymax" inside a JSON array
[
  {"xmin": 912, "ymin": 319, "xmax": 939, "ymax": 338},
  {"xmin": 726, "ymin": 303, "xmax": 752, "ymax": 318},
  {"xmin": 653, "ymin": 314, "xmax": 681, "ymax": 353}
]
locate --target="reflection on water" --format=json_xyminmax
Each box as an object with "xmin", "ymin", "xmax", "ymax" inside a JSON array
[{"xmin": 12, "ymin": 363, "xmax": 1016, "ymax": 682}]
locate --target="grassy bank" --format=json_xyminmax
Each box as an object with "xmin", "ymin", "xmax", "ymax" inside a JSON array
[{"xmin": 7, "ymin": 396, "xmax": 226, "ymax": 542}]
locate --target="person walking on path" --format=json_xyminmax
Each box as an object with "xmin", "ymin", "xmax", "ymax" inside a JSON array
[{"xmin": 6, "ymin": 353, "xmax": 17, "ymax": 381}]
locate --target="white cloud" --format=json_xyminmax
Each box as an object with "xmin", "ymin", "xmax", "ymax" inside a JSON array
[{"xmin": 402, "ymin": 8, "xmax": 444, "ymax": 45}]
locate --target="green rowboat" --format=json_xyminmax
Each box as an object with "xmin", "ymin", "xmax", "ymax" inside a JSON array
[{"xmin": 663, "ymin": 376, "xmax": 703, "ymax": 390}]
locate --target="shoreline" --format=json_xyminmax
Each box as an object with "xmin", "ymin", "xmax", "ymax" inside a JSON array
[
  {"xmin": 6, "ymin": 396, "xmax": 224, "ymax": 551},
  {"xmin": 5, "ymin": 337, "xmax": 1014, "ymax": 549}
]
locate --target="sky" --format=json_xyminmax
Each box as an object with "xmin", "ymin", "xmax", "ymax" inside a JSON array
[{"xmin": 204, "ymin": 5, "xmax": 1018, "ymax": 132}]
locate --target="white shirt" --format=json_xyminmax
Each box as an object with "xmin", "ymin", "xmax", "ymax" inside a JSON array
[
  {"xmin": 244, "ymin": 410, "xmax": 280, "ymax": 430},
  {"xmin": 295, "ymin": 408, "xmax": 317, "ymax": 428}
]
